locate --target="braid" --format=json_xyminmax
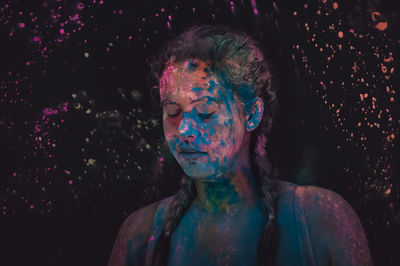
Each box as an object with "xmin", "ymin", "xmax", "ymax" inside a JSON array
[
  {"xmin": 252, "ymin": 114, "xmax": 279, "ymax": 266},
  {"xmin": 151, "ymin": 175, "xmax": 196, "ymax": 266}
]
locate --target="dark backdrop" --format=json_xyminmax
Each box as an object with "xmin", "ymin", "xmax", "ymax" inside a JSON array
[{"xmin": 0, "ymin": 0, "xmax": 399, "ymax": 265}]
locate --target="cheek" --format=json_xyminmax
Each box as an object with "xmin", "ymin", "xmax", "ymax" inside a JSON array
[
  {"xmin": 206, "ymin": 119, "xmax": 235, "ymax": 153},
  {"xmin": 163, "ymin": 116, "xmax": 179, "ymax": 140},
  {"xmin": 163, "ymin": 121, "xmax": 178, "ymax": 154},
  {"xmin": 216, "ymin": 111, "xmax": 237, "ymax": 139},
  {"xmin": 209, "ymin": 113, "xmax": 244, "ymax": 156}
]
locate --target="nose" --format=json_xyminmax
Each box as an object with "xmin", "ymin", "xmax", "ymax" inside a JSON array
[{"xmin": 178, "ymin": 113, "xmax": 199, "ymax": 141}]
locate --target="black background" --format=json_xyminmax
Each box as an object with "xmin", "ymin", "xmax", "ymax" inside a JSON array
[{"xmin": 0, "ymin": 0, "xmax": 399, "ymax": 265}]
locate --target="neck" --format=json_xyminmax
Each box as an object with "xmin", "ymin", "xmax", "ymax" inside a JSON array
[{"xmin": 192, "ymin": 145, "xmax": 261, "ymax": 215}]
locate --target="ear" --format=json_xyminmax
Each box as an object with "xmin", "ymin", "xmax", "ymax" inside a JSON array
[{"xmin": 246, "ymin": 97, "xmax": 264, "ymax": 132}]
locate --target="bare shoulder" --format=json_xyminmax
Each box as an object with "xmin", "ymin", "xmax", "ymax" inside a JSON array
[
  {"xmin": 107, "ymin": 200, "xmax": 163, "ymax": 266},
  {"xmin": 300, "ymin": 185, "xmax": 373, "ymax": 266},
  {"xmin": 120, "ymin": 201, "xmax": 160, "ymax": 239}
]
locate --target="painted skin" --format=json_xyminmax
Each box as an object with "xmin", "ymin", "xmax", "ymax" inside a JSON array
[
  {"xmin": 160, "ymin": 60, "xmax": 264, "ymax": 213},
  {"xmin": 159, "ymin": 60, "xmax": 267, "ymax": 265},
  {"xmin": 161, "ymin": 61, "xmax": 246, "ymax": 180},
  {"xmin": 108, "ymin": 60, "xmax": 373, "ymax": 266}
]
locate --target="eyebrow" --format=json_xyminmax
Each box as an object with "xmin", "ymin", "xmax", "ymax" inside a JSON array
[
  {"xmin": 161, "ymin": 96, "xmax": 220, "ymax": 106},
  {"xmin": 191, "ymin": 96, "xmax": 220, "ymax": 104},
  {"xmin": 160, "ymin": 100, "xmax": 176, "ymax": 106}
]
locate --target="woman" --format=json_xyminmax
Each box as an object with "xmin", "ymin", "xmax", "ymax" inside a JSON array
[{"xmin": 108, "ymin": 26, "xmax": 373, "ymax": 266}]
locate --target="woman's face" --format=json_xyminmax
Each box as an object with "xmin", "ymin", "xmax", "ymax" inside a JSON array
[{"xmin": 159, "ymin": 60, "xmax": 250, "ymax": 181}]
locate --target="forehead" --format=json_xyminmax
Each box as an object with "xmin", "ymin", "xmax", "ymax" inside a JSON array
[{"xmin": 159, "ymin": 61, "xmax": 223, "ymax": 101}]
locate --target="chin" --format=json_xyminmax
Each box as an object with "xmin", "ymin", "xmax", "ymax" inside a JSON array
[
  {"xmin": 182, "ymin": 169, "xmax": 213, "ymax": 179},
  {"xmin": 180, "ymin": 164, "xmax": 215, "ymax": 180}
]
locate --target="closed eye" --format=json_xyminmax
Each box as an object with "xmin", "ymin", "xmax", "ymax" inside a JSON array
[
  {"xmin": 198, "ymin": 112, "xmax": 215, "ymax": 119},
  {"xmin": 167, "ymin": 111, "xmax": 181, "ymax": 118},
  {"xmin": 163, "ymin": 103, "xmax": 181, "ymax": 118}
]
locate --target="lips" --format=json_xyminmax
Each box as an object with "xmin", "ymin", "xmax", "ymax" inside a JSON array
[{"xmin": 178, "ymin": 150, "xmax": 208, "ymax": 160}]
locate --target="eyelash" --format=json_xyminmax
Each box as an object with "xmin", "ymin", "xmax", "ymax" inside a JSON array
[
  {"xmin": 168, "ymin": 112, "xmax": 180, "ymax": 118},
  {"xmin": 167, "ymin": 111, "xmax": 215, "ymax": 119},
  {"xmin": 198, "ymin": 112, "xmax": 215, "ymax": 119}
]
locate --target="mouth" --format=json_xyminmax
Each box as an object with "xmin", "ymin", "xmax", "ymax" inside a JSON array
[{"xmin": 178, "ymin": 151, "xmax": 208, "ymax": 160}]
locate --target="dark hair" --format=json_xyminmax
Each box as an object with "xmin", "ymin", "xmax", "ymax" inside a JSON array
[{"xmin": 149, "ymin": 25, "xmax": 279, "ymax": 266}]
